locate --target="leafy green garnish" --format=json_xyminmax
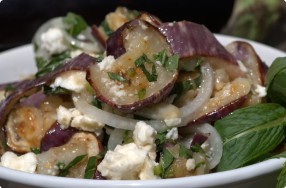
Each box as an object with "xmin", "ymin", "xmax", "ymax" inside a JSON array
[
  {"xmin": 179, "ymin": 144, "xmax": 193, "ymax": 158},
  {"xmin": 63, "ymin": 12, "xmax": 88, "ymax": 37},
  {"xmin": 159, "ymin": 149, "xmax": 174, "ymax": 178},
  {"xmin": 107, "ymin": 72, "xmax": 128, "ymax": 83},
  {"xmin": 215, "ymin": 103, "xmax": 286, "ymax": 171},
  {"xmin": 92, "ymin": 97, "xmax": 102, "ymax": 109},
  {"xmin": 57, "ymin": 154, "xmax": 87, "ymax": 177},
  {"xmin": 137, "ymin": 88, "xmax": 146, "ymax": 100},
  {"xmin": 135, "ymin": 54, "xmax": 158, "ymax": 82},
  {"xmin": 277, "ymin": 161, "xmax": 286, "ymax": 188},
  {"xmin": 31, "ymin": 148, "xmax": 41, "ymax": 154},
  {"xmin": 153, "ymin": 49, "xmax": 179, "ymax": 72},
  {"xmin": 266, "ymin": 57, "xmax": 286, "ymax": 106},
  {"xmin": 123, "ymin": 130, "xmax": 134, "ymax": 144},
  {"xmin": 126, "ymin": 67, "xmax": 136, "ymax": 77},
  {"xmin": 43, "ymin": 85, "xmax": 69, "ymax": 95},
  {"xmin": 99, "ymin": 20, "xmax": 113, "ymax": 36},
  {"xmin": 4, "ymin": 84, "xmax": 15, "ymax": 97},
  {"xmin": 155, "ymin": 131, "xmax": 167, "ymax": 152},
  {"xmin": 35, "ymin": 51, "xmax": 70, "ymax": 78},
  {"xmin": 84, "ymin": 156, "xmax": 97, "ymax": 179}
]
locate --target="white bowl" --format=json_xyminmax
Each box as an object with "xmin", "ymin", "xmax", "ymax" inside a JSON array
[{"xmin": 0, "ymin": 35, "xmax": 285, "ymax": 188}]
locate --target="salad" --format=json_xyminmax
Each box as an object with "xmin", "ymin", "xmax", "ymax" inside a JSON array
[{"xmin": 0, "ymin": 7, "xmax": 286, "ymax": 184}]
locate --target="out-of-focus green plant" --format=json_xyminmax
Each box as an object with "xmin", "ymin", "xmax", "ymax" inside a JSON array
[{"xmin": 221, "ymin": 0, "xmax": 283, "ymax": 42}]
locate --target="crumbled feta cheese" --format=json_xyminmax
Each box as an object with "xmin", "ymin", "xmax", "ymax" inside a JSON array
[
  {"xmin": 56, "ymin": 106, "xmax": 104, "ymax": 135},
  {"xmin": 237, "ymin": 60, "xmax": 248, "ymax": 73},
  {"xmin": 50, "ymin": 71, "xmax": 87, "ymax": 92},
  {"xmin": 166, "ymin": 127, "xmax": 178, "ymax": 140},
  {"xmin": 98, "ymin": 56, "xmax": 115, "ymax": 70},
  {"xmin": 186, "ymin": 158, "xmax": 196, "ymax": 171},
  {"xmin": 40, "ymin": 28, "xmax": 67, "ymax": 55},
  {"xmin": 255, "ymin": 84, "xmax": 267, "ymax": 97},
  {"xmin": 133, "ymin": 121, "xmax": 157, "ymax": 160},
  {"xmin": 97, "ymin": 143, "xmax": 148, "ymax": 180},
  {"xmin": 164, "ymin": 118, "xmax": 181, "ymax": 127},
  {"xmin": 139, "ymin": 158, "xmax": 159, "ymax": 180},
  {"xmin": 0, "ymin": 151, "xmax": 37, "ymax": 173}
]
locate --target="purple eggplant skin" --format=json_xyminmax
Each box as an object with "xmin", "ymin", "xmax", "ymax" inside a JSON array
[
  {"xmin": 40, "ymin": 121, "xmax": 77, "ymax": 152},
  {"xmin": 91, "ymin": 25, "xmax": 107, "ymax": 49},
  {"xmin": 159, "ymin": 21, "xmax": 245, "ymax": 79},
  {"xmin": 191, "ymin": 133, "xmax": 209, "ymax": 146},
  {"xmin": 226, "ymin": 41, "xmax": 268, "ymax": 85},
  {"xmin": 188, "ymin": 95, "xmax": 247, "ymax": 126},
  {"xmin": 0, "ymin": 53, "xmax": 95, "ymax": 129}
]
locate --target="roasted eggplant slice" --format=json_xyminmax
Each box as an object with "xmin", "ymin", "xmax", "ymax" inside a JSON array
[
  {"xmin": 159, "ymin": 21, "xmax": 245, "ymax": 79},
  {"xmin": 226, "ymin": 41, "xmax": 268, "ymax": 105},
  {"xmin": 88, "ymin": 19, "xmax": 178, "ymax": 111}
]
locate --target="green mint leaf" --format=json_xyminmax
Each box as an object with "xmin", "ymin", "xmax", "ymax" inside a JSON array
[
  {"xmin": 160, "ymin": 149, "xmax": 174, "ymax": 178},
  {"xmin": 137, "ymin": 88, "xmax": 146, "ymax": 100},
  {"xmin": 153, "ymin": 49, "xmax": 167, "ymax": 66},
  {"xmin": 43, "ymin": 85, "xmax": 69, "ymax": 95},
  {"xmin": 99, "ymin": 20, "xmax": 113, "ymax": 36},
  {"xmin": 92, "ymin": 97, "xmax": 102, "ymax": 109},
  {"xmin": 58, "ymin": 154, "xmax": 87, "ymax": 177},
  {"xmin": 266, "ymin": 57, "xmax": 286, "ymax": 106},
  {"xmin": 215, "ymin": 103, "xmax": 286, "ymax": 171},
  {"xmin": 179, "ymin": 144, "xmax": 193, "ymax": 158},
  {"xmin": 84, "ymin": 156, "xmax": 97, "ymax": 179},
  {"xmin": 135, "ymin": 54, "xmax": 158, "ymax": 82},
  {"xmin": 123, "ymin": 130, "xmax": 134, "ymax": 144},
  {"xmin": 277, "ymin": 161, "xmax": 286, "ymax": 188},
  {"xmin": 36, "ymin": 51, "xmax": 70, "ymax": 78},
  {"xmin": 63, "ymin": 12, "xmax": 88, "ymax": 37},
  {"xmin": 165, "ymin": 54, "xmax": 179, "ymax": 72},
  {"xmin": 31, "ymin": 148, "xmax": 41, "ymax": 154},
  {"xmin": 107, "ymin": 72, "xmax": 128, "ymax": 83}
]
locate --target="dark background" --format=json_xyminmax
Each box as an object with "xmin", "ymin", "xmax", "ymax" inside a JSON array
[{"xmin": 0, "ymin": 0, "xmax": 235, "ymax": 52}]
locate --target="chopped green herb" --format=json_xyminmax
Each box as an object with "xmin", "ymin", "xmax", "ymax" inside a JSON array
[
  {"xmin": 63, "ymin": 12, "xmax": 88, "ymax": 37},
  {"xmin": 99, "ymin": 20, "xmax": 113, "ymax": 36},
  {"xmin": 4, "ymin": 84, "xmax": 15, "ymax": 97},
  {"xmin": 43, "ymin": 85, "xmax": 70, "ymax": 95},
  {"xmin": 191, "ymin": 144, "xmax": 204, "ymax": 153},
  {"xmin": 92, "ymin": 97, "xmax": 102, "ymax": 109},
  {"xmin": 135, "ymin": 54, "xmax": 158, "ymax": 82},
  {"xmin": 137, "ymin": 88, "xmax": 146, "ymax": 100},
  {"xmin": 160, "ymin": 149, "xmax": 174, "ymax": 178},
  {"xmin": 84, "ymin": 156, "xmax": 97, "ymax": 179},
  {"xmin": 107, "ymin": 72, "xmax": 128, "ymax": 83},
  {"xmin": 195, "ymin": 161, "xmax": 205, "ymax": 169},
  {"xmin": 36, "ymin": 51, "xmax": 70, "ymax": 78},
  {"xmin": 31, "ymin": 148, "xmax": 41, "ymax": 154},
  {"xmin": 57, "ymin": 154, "xmax": 87, "ymax": 177},
  {"xmin": 126, "ymin": 67, "xmax": 136, "ymax": 77},
  {"xmin": 123, "ymin": 130, "xmax": 134, "ymax": 144},
  {"xmin": 155, "ymin": 131, "xmax": 167, "ymax": 152},
  {"xmin": 179, "ymin": 144, "xmax": 193, "ymax": 158},
  {"xmin": 153, "ymin": 50, "xmax": 179, "ymax": 72}
]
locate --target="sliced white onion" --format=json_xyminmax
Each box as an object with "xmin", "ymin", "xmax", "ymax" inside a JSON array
[
  {"xmin": 107, "ymin": 128, "xmax": 125, "ymax": 151},
  {"xmin": 180, "ymin": 123, "xmax": 223, "ymax": 169},
  {"xmin": 72, "ymin": 93, "xmax": 169, "ymax": 132},
  {"xmin": 180, "ymin": 62, "xmax": 214, "ymax": 126}
]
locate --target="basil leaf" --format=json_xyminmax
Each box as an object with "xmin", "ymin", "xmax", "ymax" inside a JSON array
[
  {"xmin": 215, "ymin": 103, "xmax": 286, "ymax": 171},
  {"xmin": 161, "ymin": 149, "xmax": 174, "ymax": 178},
  {"xmin": 107, "ymin": 72, "xmax": 128, "ymax": 83},
  {"xmin": 84, "ymin": 156, "xmax": 97, "ymax": 179},
  {"xmin": 277, "ymin": 161, "xmax": 286, "ymax": 188},
  {"xmin": 36, "ymin": 51, "xmax": 70, "ymax": 78},
  {"xmin": 43, "ymin": 85, "xmax": 69, "ymax": 95},
  {"xmin": 63, "ymin": 12, "xmax": 88, "ymax": 37},
  {"xmin": 58, "ymin": 154, "xmax": 87, "ymax": 177},
  {"xmin": 266, "ymin": 57, "xmax": 286, "ymax": 106}
]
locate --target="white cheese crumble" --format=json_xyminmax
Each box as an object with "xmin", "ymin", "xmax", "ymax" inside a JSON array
[
  {"xmin": 186, "ymin": 158, "xmax": 196, "ymax": 171},
  {"xmin": 57, "ymin": 105, "xmax": 104, "ymax": 135},
  {"xmin": 255, "ymin": 84, "xmax": 267, "ymax": 97},
  {"xmin": 40, "ymin": 27, "xmax": 67, "ymax": 55},
  {"xmin": 97, "ymin": 143, "xmax": 148, "ymax": 180},
  {"xmin": 166, "ymin": 127, "xmax": 179, "ymax": 140},
  {"xmin": 237, "ymin": 60, "xmax": 248, "ymax": 73},
  {"xmin": 0, "ymin": 151, "xmax": 37, "ymax": 173},
  {"xmin": 98, "ymin": 55, "xmax": 115, "ymax": 70},
  {"xmin": 50, "ymin": 71, "xmax": 87, "ymax": 93},
  {"xmin": 98, "ymin": 121, "xmax": 160, "ymax": 180}
]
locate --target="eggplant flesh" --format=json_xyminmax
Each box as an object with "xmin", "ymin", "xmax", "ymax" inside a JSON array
[{"xmin": 88, "ymin": 19, "xmax": 178, "ymax": 111}]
